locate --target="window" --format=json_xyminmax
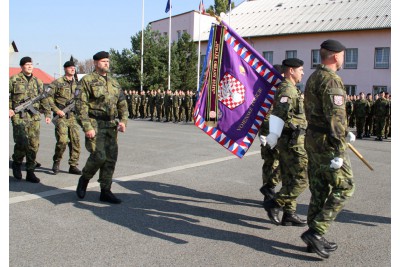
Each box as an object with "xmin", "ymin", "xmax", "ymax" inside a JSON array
[
  {"xmin": 374, "ymin": 47, "xmax": 390, "ymax": 69},
  {"xmin": 311, "ymin": 49, "xmax": 320, "ymax": 68},
  {"xmin": 285, "ymin": 50, "xmax": 297, "ymax": 59},
  {"xmin": 344, "ymin": 85, "xmax": 357, "ymax": 95},
  {"xmin": 344, "ymin": 48, "xmax": 358, "ymax": 69},
  {"xmin": 163, "ymin": 32, "xmax": 167, "ymax": 36},
  {"xmin": 373, "ymin": 86, "xmax": 387, "ymax": 96},
  {"xmin": 177, "ymin": 30, "xmax": 182, "ymax": 39},
  {"xmin": 263, "ymin": 51, "xmax": 273, "ymax": 64}
]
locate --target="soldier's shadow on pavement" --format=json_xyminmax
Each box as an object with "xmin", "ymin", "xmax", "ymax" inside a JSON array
[
  {"xmin": 69, "ymin": 181, "xmax": 322, "ymax": 261},
  {"xmin": 336, "ymin": 209, "xmax": 391, "ymax": 226}
]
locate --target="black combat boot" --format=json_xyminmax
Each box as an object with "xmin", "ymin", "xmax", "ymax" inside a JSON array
[
  {"xmin": 12, "ymin": 161, "xmax": 22, "ymax": 180},
  {"xmin": 307, "ymin": 235, "xmax": 338, "ymax": 253},
  {"xmin": 281, "ymin": 212, "xmax": 307, "ymax": 227},
  {"xmin": 26, "ymin": 171, "xmax": 40, "ymax": 183},
  {"xmin": 259, "ymin": 184, "xmax": 276, "ymax": 201},
  {"xmin": 52, "ymin": 161, "xmax": 60, "ymax": 174},
  {"xmin": 100, "ymin": 189, "xmax": 122, "ymax": 204},
  {"xmin": 301, "ymin": 228, "xmax": 330, "ymax": 259},
  {"xmin": 76, "ymin": 176, "xmax": 90, "ymax": 199},
  {"xmin": 263, "ymin": 199, "xmax": 281, "ymax": 225},
  {"xmin": 69, "ymin": 166, "xmax": 82, "ymax": 175}
]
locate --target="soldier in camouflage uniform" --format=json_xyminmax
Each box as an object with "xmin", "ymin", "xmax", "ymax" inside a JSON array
[
  {"xmin": 345, "ymin": 95, "xmax": 353, "ymax": 128},
  {"xmin": 75, "ymin": 51, "xmax": 128, "ymax": 204},
  {"xmin": 262, "ymin": 58, "xmax": 308, "ymax": 227},
  {"xmin": 364, "ymin": 93, "xmax": 373, "ymax": 137},
  {"xmin": 155, "ymin": 89, "xmax": 164, "ymax": 122},
  {"xmin": 259, "ymin": 64, "xmax": 283, "ymax": 201},
  {"xmin": 9, "ymin": 56, "xmax": 52, "ymax": 183},
  {"xmin": 172, "ymin": 90, "xmax": 180, "ymax": 123},
  {"xmin": 384, "ymin": 92, "xmax": 391, "ymax": 138},
  {"xmin": 47, "ymin": 61, "xmax": 82, "ymax": 175},
  {"xmin": 301, "ymin": 40, "xmax": 356, "ymax": 259},
  {"xmin": 163, "ymin": 89, "xmax": 173, "ymax": 122},
  {"xmin": 353, "ymin": 92, "xmax": 370, "ymax": 139},
  {"xmin": 373, "ymin": 91, "xmax": 390, "ymax": 141}
]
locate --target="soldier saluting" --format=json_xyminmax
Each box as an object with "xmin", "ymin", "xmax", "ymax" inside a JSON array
[{"xmin": 75, "ymin": 51, "xmax": 128, "ymax": 204}]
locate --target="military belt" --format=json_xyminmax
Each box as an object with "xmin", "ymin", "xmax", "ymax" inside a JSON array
[
  {"xmin": 89, "ymin": 114, "xmax": 116, "ymax": 121},
  {"xmin": 307, "ymin": 124, "xmax": 330, "ymax": 134}
]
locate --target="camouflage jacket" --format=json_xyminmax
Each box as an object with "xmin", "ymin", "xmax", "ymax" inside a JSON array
[
  {"xmin": 304, "ymin": 64, "xmax": 347, "ymax": 157},
  {"xmin": 9, "ymin": 72, "xmax": 51, "ymax": 118},
  {"xmin": 271, "ymin": 79, "xmax": 307, "ymax": 130},
  {"xmin": 373, "ymin": 98, "xmax": 390, "ymax": 117},
  {"xmin": 47, "ymin": 76, "xmax": 79, "ymax": 113},
  {"xmin": 75, "ymin": 71, "xmax": 128, "ymax": 132},
  {"xmin": 353, "ymin": 98, "xmax": 370, "ymax": 117}
]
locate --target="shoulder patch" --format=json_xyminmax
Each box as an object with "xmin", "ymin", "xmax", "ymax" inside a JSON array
[
  {"xmin": 280, "ymin": 96, "xmax": 288, "ymax": 103},
  {"xmin": 333, "ymin": 95, "xmax": 344, "ymax": 106}
]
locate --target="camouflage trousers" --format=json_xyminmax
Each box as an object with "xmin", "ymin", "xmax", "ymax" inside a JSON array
[
  {"xmin": 260, "ymin": 145, "xmax": 281, "ymax": 188},
  {"xmin": 305, "ymin": 131, "xmax": 355, "ymax": 235},
  {"xmin": 274, "ymin": 134, "xmax": 308, "ymax": 213},
  {"xmin": 11, "ymin": 113, "xmax": 41, "ymax": 171},
  {"xmin": 82, "ymin": 124, "xmax": 119, "ymax": 190},
  {"xmin": 355, "ymin": 116, "xmax": 366, "ymax": 136},
  {"xmin": 374, "ymin": 116, "xmax": 386, "ymax": 138},
  {"xmin": 53, "ymin": 115, "xmax": 80, "ymax": 166}
]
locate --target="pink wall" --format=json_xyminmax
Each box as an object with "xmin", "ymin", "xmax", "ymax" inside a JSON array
[{"xmin": 242, "ymin": 29, "xmax": 391, "ymax": 94}]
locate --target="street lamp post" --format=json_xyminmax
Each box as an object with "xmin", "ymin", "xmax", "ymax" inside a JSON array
[{"xmin": 55, "ymin": 45, "xmax": 62, "ymax": 78}]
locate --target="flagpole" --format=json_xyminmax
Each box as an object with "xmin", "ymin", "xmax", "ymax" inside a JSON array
[
  {"xmin": 168, "ymin": 0, "xmax": 172, "ymax": 91},
  {"xmin": 140, "ymin": 0, "xmax": 144, "ymax": 92},
  {"xmin": 229, "ymin": 1, "xmax": 231, "ymax": 25},
  {"xmin": 197, "ymin": 9, "xmax": 202, "ymax": 91}
]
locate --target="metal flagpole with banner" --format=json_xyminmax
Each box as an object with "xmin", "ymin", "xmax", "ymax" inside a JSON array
[
  {"xmin": 228, "ymin": 0, "xmax": 231, "ymax": 25},
  {"xmin": 140, "ymin": 0, "xmax": 145, "ymax": 92},
  {"xmin": 197, "ymin": 0, "xmax": 206, "ymax": 92},
  {"xmin": 193, "ymin": 18, "xmax": 283, "ymax": 158},
  {"xmin": 165, "ymin": 0, "xmax": 172, "ymax": 91}
]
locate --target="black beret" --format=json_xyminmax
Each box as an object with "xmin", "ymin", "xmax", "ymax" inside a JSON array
[
  {"xmin": 320, "ymin": 39, "xmax": 346, "ymax": 52},
  {"xmin": 19, "ymin": 56, "xmax": 32, "ymax": 66},
  {"xmin": 282, "ymin": 58, "xmax": 304, "ymax": 68},
  {"xmin": 93, "ymin": 51, "xmax": 109, "ymax": 60},
  {"xmin": 63, "ymin": 61, "xmax": 75, "ymax": 68}
]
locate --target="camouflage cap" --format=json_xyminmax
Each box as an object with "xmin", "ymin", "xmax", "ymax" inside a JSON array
[
  {"xmin": 320, "ymin": 39, "xmax": 346, "ymax": 52},
  {"xmin": 19, "ymin": 56, "xmax": 32, "ymax": 66}
]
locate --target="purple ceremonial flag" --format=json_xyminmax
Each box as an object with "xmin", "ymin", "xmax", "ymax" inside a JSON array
[{"xmin": 194, "ymin": 21, "xmax": 282, "ymax": 158}]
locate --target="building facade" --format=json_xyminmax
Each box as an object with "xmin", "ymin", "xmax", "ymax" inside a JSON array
[{"xmin": 150, "ymin": 0, "xmax": 391, "ymax": 95}]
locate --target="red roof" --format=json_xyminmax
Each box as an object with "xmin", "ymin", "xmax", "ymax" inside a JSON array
[{"xmin": 9, "ymin": 67, "xmax": 55, "ymax": 84}]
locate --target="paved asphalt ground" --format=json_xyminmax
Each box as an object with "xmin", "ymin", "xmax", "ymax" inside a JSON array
[{"xmin": 8, "ymin": 119, "xmax": 391, "ymax": 266}]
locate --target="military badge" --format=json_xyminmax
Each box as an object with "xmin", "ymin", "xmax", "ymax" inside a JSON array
[{"xmin": 333, "ymin": 95, "xmax": 344, "ymax": 106}]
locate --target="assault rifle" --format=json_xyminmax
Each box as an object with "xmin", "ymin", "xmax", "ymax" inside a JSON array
[
  {"xmin": 51, "ymin": 86, "xmax": 81, "ymax": 125},
  {"xmin": 14, "ymin": 88, "xmax": 51, "ymax": 117}
]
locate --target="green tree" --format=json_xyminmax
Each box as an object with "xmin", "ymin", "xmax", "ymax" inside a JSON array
[
  {"xmin": 109, "ymin": 26, "xmax": 199, "ymax": 93},
  {"xmin": 206, "ymin": 0, "xmax": 235, "ymax": 16}
]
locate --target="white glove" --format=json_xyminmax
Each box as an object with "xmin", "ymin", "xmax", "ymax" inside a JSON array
[
  {"xmin": 266, "ymin": 133, "xmax": 279, "ymax": 149},
  {"xmin": 330, "ymin": 157, "xmax": 343, "ymax": 169},
  {"xmin": 259, "ymin": 135, "xmax": 267, "ymax": 146},
  {"xmin": 346, "ymin": 132, "xmax": 356, "ymax": 143}
]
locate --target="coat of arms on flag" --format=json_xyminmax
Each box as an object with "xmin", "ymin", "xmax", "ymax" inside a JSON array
[{"xmin": 194, "ymin": 20, "xmax": 283, "ymax": 158}]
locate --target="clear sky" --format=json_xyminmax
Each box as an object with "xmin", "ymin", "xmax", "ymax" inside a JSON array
[{"xmin": 9, "ymin": 0, "xmax": 244, "ymax": 61}]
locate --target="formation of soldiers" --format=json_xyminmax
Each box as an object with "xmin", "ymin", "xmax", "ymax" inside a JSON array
[
  {"xmin": 346, "ymin": 91, "xmax": 391, "ymax": 141},
  {"xmin": 124, "ymin": 88, "xmax": 197, "ymax": 123}
]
